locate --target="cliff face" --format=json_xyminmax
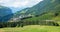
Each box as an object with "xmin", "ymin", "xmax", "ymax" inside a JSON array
[{"xmin": 0, "ymin": 6, "xmax": 13, "ymax": 22}]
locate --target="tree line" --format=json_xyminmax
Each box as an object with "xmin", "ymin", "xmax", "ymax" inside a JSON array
[{"xmin": 0, "ymin": 20, "xmax": 59, "ymax": 28}]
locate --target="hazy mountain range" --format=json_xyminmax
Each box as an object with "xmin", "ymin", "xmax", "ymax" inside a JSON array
[{"xmin": 0, "ymin": 0, "xmax": 60, "ymax": 22}]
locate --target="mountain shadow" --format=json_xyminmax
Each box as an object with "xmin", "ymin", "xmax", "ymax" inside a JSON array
[{"xmin": 0, "ymin": 6, "xmax": 13, "ymax": 22}]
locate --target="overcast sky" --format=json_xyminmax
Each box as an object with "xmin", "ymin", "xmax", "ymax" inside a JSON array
[
  {"xmin": 0, "ymin": 0, "xmax": 43, "ymax": 13},
  {"xmin": 0, "ymin": 0, "xmax": 43, "ymax": 7}
]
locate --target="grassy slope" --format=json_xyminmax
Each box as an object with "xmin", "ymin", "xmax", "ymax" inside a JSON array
[
  {"xmin": 0, "ymin": 25, "xmax": 60, "ymax": 32},
  {"xmin": 22, "ymin": 12, "xmax": 60, "ymax": 25},
  {"xmin": 23, "ymin": 12, "xmax": 60, "ymax": 21},
  {"xmin": 0, "ymin": 12, "xmax": 60, "ymax": 32}
]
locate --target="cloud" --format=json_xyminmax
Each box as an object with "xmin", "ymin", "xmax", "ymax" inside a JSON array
[
  {"xmin": 0, "ymin": 0, "xmax": 10, "ymax": 3},
  {"xmin": 0, "ymin": 0, "xmax": 43, "ymax": 8},
  {"xmin": 11, "ymin": 1, "xmax": 29, "ymax": 7}
]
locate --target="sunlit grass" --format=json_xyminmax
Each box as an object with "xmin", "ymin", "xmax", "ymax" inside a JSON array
[{"xmin": 0, "ymin": 25, "xmax": 60, "ymax": 32}]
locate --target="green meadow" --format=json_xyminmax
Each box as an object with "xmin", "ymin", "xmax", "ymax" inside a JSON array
[{"xmin": 0, "ymin": 25, "xmax": 60, "ymax": 32}]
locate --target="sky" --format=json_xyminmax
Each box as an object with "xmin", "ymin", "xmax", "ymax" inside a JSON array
[{"xmin": 0, "ymin": 0, "xmax": 43, "ymax": 13}]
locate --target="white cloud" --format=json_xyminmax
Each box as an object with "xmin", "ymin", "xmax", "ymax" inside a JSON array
[
  {"xmin": 0, "ymin": 0, "xmax": 43, "ymax": 8},
  {"xmin": 0, "ymin": 0, "xmax": 11, "ymax": 3},
  {"xmin": 11, "ymin": 1, "xmax": 29, "ymax": 7}
]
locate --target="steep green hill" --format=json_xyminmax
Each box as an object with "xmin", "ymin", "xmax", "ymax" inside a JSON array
[
  {"xmin": 13, "ymin": 0, "xmax": 60, "ymax": 21},
  {"xmin": 17, "ymin": 0, "xmax": 60, "ymax": 16},
  {"xmin": 9, "ymin": 0, "xmax": 60, "ymax": 23}
]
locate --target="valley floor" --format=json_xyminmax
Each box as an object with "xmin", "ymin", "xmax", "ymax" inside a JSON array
[{"xmin": 0, "ymin": 25, "xmax": 60, "ymax": 32}]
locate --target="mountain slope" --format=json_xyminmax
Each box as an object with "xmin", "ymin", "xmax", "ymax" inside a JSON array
[
  {"xmin": 18, "ymin": 0, "xmax": 60, "ymax": 15},
  {"xmin": 14, "ymin": 0, "xmax": 60, "ymax": 21},
  {"xmin": 0, "ymin": 6, "xmax": 13, "ymax": 22}
]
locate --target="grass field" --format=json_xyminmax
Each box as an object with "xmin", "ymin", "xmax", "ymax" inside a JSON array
[{"xmin": 0, "ymin": 25, "xmax": 60, "ymax": 32}]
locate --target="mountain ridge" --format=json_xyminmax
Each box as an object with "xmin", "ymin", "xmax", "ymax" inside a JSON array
[{"xmin": 14, "ymin": 0, "xmax": 60, "ymax": 21}]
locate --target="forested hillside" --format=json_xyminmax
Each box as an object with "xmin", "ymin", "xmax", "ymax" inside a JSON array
[{"xmin": 0, "ymin": 6, "xmax": 13, "ymax": 22}]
